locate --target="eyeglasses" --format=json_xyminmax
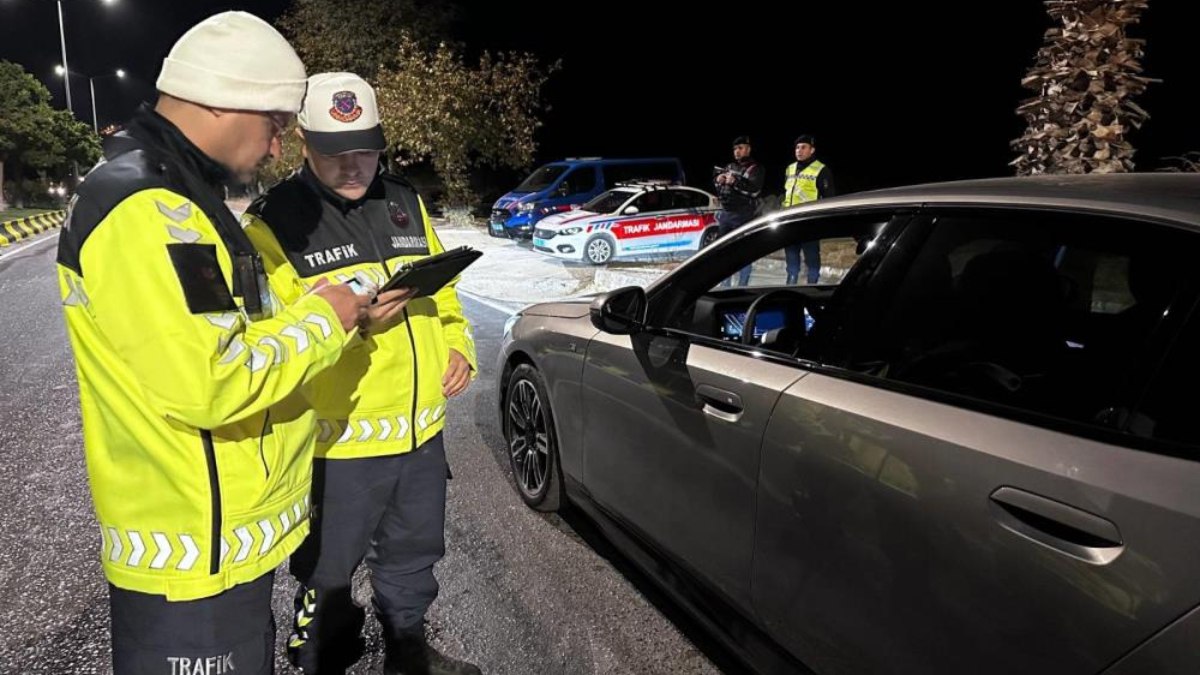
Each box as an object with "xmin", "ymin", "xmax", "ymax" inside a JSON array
[{"xmin": 264, "ymin": 111, "xmax": 292, "ymax": 139}]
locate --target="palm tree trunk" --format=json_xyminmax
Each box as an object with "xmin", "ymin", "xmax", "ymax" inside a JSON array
[{"xmin": 1012, "ymin": 0, "xmax": 1155, "ymax": 175}]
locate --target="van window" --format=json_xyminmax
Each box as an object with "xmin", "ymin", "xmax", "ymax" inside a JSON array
[
  {"xmin": 557, "ymin": 167, "xmax": 598, "ymax": 197},
  {"xmin": 602, "ymin": 162, "xmax": 681, "ymax": 188},
  {"xmin": 516, "ymin": 165, "xmax": 568, "ymax": 192}
]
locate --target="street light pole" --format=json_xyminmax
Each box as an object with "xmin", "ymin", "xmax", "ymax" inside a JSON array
[
  {"xmin": 89, "ymin": 77, "xmax": 97, "ymax": 132},
  {"xmin": 56, "ymin": 0, "xmax": 72, "ymax": 113}
]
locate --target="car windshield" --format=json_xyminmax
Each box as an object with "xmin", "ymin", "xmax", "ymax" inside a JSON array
[
  {"xmin": 516, "ymin": 165, "xmax": 568, "ymax": 192},
  {"xmin": 582, "ymin": 189, "xmax": 636, "ymax": 214}
]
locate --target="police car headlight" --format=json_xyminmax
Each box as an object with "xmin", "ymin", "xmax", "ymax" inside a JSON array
[
  {"xmin": 503, "ymin": 313, "xmax": 521, "ymax": 338},
  {"xmin": 518, "ymin": 203, "xmax": 536, "ymax": 213},
  {"xmin": 561, "ymin": 227, "xmax": 583, "ymax": 235}
]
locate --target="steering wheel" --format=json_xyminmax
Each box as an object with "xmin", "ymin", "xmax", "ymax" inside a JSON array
[{"xmin": 742, "ymin": 289, "xmax": 810, "ymax": 348}]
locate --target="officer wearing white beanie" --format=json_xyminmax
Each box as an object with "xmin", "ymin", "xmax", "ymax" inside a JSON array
[
  {"xmin": 156, "ymin": 11, "xmax": 307, "ymax": 114},
  {"xmin": 57, "ymin": 12, "xmax": 370, "ymax": 675}
]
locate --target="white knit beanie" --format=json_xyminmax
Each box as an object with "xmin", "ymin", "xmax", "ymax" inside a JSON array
[{"xmin": 156, "ymin": 11, "xmax": 307, "ymax": 113}]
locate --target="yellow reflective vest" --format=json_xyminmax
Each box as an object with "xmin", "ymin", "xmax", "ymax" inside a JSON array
[
  {"xmin": 782, "ymin": 159, "xmax": 826, "ymax": 207},
  {"xmin": 58, "ymin": 118, "xmax": 350, "ymax": 600},
  {"xmin": 243, "ymin": 168, "xmax": 477, "ymax": 460}
]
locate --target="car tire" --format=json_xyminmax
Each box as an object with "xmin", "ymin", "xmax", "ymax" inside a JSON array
[
  {"xmin": 584, "ymin": 234, "xmax": 615, "ymax": 265},
  {"xmin": 504, "ymin": 363, "xmax": 563, "ymax": 511},
  {"xmin": 700, "ymin": 226, "xmax": 720, "ymax": 248}
]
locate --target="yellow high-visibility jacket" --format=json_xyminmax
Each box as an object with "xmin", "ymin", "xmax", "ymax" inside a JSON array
[
  {"xmin": 243, "ymin": 167, "xmax": 477, "ymax": 459},
  {"xmin": 782, "ymin": 159, "xmax": 827, "ymax": 207},
  {"xmin": 57, "ymin": 114, "xmax": 350, "ymax": 600}
]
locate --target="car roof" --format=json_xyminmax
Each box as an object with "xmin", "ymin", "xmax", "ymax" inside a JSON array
[{"xmin": 778, "ymin": 174, "xmax": 1200, "ymax": 230}]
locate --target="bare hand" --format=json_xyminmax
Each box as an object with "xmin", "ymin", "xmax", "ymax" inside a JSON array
[
  {"xmin": 362, "ymin": 287, "xmax": 415, "ymax": 334},
  {"xmin": 442, "ymin": 349, "xmax": 472, "ymax": 397},
  {"xmin": 312, "ymin": 279, "xmax": 371, "ymax": 333}
]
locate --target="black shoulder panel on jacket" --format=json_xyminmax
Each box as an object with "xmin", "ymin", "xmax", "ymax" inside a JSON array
[
  {"xmin": 246, "ymin": 174, "xmax": 325, "ymax": 254},
  {"xmin": 379, "ymin": 171, "xmax": 416, "ymax": 192},
  {"xmin": 56, "ymin": 150, "xmax": 169, "ymax": 276}
]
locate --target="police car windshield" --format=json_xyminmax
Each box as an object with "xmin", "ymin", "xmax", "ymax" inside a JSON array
[
  {"xmin": 516, "ymin": 165, "xmax": 568, "ymax": 192},
  {"xmin": 583, "ymin": 189, "xmax": 637, "ymax": 214}
]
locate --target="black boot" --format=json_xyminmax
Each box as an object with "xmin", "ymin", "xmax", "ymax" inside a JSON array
[{"xmin": 383, "ymin": 633, "xmax": 482, "ymax": 675}]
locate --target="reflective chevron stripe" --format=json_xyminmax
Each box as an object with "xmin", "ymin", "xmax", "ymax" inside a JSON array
[
  {"xmin": 318, "ymin": 416, "xmax": 415, "ymax": 445},
  {"xmin": 303, "ymin": 313, "xmax": 332, "ymax": 339},
  {"xmin": 258, "ymin": 336, "xmax": 285, "ymax": 364},
  {"xmin": 126, "ymin": 531, "xmax": 146, "ymax": 567},
  {"xmin": 107, "ymin": 527, "xmax": 123, "ymax": 562},
  {"xmin": 233, "ymin": 527, "xmax": 253, "ymax": 563},
  {"xmin": 246, "ymin": 346, "xmax": 269, "ymax": 373},
  {"xmin": 166, "ymin": 224, "xmax": 201, "ymax": 243},
  {"xmin": 156, "ymin": 200, "xmax": 193, "ymax": 223},
  {"xmin": 62, "ymin": 274, "xmax": 89, "ymax": 307},
  {"xmin": 316, "ymin": 419, "xmax": 336, "ymax": 443},
  {"xmin": 280, "ymin": 325, "xmax": 310, "ymax": 353},
  {"xmin": 218, "ymin": 338, "xmax": 247, "ymax": 365},
  {"xmin": 178, "ymin": 534, "xmax": 200, "ymax": 572},
  {"xmin": 357, "ymin": 419, "xmax": 374, "ymax": 442},
  {"xmin": 206, "ymin": 312, "xmax": 240, "ymax": 330},
  {"xmin": 150, "ymin": 532, "xmax": 171, "ymax": 569},
  {"xmin": 258, "ymin": 519, "xmax": 276, "ymax": 555}
]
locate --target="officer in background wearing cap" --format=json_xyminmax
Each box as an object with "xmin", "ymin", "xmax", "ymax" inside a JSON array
[
  {"xmin": 714, "ymin": 135, "xmax": 765, "ymax": 286},
  {"xmin": 781, "ymin": 134, "xmax": 836, "ymax": 284},
  {"xmin": 243, "ymin": 73, "xmax": 479, "ymax": 675},
  {"xmin": 56, "ymin": 12, "xmax": 371, "ymax": 675}
]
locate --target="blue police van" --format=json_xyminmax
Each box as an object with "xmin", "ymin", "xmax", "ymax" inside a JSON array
[{"xmin": 489, "ymin": 157, "xmax": 686, "ymax": 238}]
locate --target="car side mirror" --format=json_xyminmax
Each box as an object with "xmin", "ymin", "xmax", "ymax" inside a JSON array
[
  {"xmin": 622, "ymin": 206, "xmax": 639, "ymax": 215},
  {"xmin": 590, "ymin": 286, "xmax": 647, "ymax": 335}
]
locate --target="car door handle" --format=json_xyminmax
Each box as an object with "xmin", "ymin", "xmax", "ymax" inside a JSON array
[
  {"xmin": 989, "ymin": 486, "xmax": 1124, "ymax": 565},
  {"xmin": 696, "ymin": 384, "xmax": 743, "ymax": 423}
]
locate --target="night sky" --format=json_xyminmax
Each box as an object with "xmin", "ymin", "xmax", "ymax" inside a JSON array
[{"xmin": 2, "ymin": 0, "xmax": 1198, "ymax": 196}]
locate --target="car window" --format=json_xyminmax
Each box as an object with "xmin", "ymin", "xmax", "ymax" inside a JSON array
[
  {"xmin": 671, "ymin": 189, "xmax": 711, "ymax": 210},
  {"xmin": 654, "ymin": 212, "xmax": 900, "ymax": 358},
  {"xmin": 632, "ymin": 190, "xmax": 668, "ymax": 213},
  {"xmin": 583, "ymin": 189, "xmax": 636, "ymax": 214},
  {"xmin": 828, "ymin": 209, "xmax": 1197, "ymax": 430},
  {"xmin": 1132, "ymin": 298, "xmax": 1200, "ymax": 448}
]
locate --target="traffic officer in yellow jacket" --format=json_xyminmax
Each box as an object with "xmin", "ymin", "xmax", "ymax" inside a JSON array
[
  {"xmin": 781, "ymin": 134, "xmax": 835, "ymax": 284},
  {"xmin": 56, "ymin": 12, "xmax": 372, "ymax": 675},
  {"xmin": 242, "ymin": 73, "xmax": 479, "ymax": 675}
]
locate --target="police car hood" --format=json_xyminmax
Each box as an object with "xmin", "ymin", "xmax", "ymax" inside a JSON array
[{"xmin": 537, "ymin": 209, "xmax": 607, "ymax": 229}]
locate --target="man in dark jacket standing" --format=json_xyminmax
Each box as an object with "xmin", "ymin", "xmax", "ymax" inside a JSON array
[{"xmin": 714, "ymin": 135, "xmax": 765, "ymax": 286}]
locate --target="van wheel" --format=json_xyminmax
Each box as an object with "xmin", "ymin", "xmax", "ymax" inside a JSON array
[
  {"xmin": 585, "ymin": 235, "xmax": 615, "ymax": 265},
  {"xmin": 700, "ymin": 227, "xmax": 720, "ymax": 248}
]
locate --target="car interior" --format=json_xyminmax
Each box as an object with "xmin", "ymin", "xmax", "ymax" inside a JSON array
[
  {"xmin": 649, "ymin": 209, "xmax": 1196, "ymax": 429},
  {"xmin": 655, "ymin": 213, "xmax": 893, "ymax": 360}
]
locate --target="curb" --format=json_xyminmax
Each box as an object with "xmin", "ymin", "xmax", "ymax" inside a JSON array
[{"xmin": 0, "ymin": 210, "xmax": 67, "ymax": 247}]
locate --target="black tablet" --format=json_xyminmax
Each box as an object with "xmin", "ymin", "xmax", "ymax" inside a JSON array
[{"xmin": 379, "ymin": 246, "xmax": 482, "ymax": 297}]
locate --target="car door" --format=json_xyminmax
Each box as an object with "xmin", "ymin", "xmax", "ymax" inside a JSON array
[
  {"xmin": 609, "ymin": 190, "xmax": 670, "ymax": 258},
  {"xmin": 580, "ymin": 209, "xmax": 900, "ymax": 616},
  {"xmin": 751, "ymin": 208, "xmax": 1200, "ymax": 674},
  {"xmin": 662, "ymin": 188, "xmax": 716, "ymax": 252}
]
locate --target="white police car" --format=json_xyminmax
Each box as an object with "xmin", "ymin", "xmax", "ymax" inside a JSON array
[{"xmin": 531, "ymin": 183, "xmax": 720, "ymax": 264}]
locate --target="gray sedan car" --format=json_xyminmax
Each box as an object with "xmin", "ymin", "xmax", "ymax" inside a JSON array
[{"xmin": 496, "ymin": 174, "xmax": 1200, "ymax": 674}]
